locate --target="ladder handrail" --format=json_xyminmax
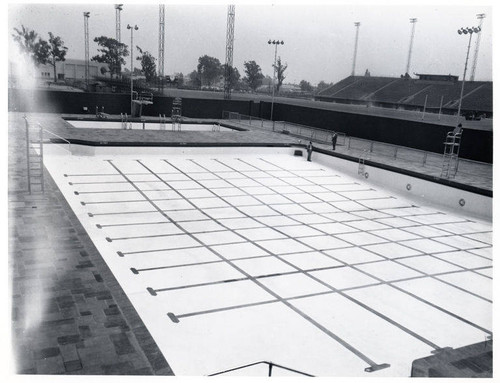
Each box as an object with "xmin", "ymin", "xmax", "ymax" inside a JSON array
[
  {"xmin": 441, "ymin": 128, "xmax": 462, "ymax": 179},
  {"xmin": 40, "ymin": 126, "xmax": 72, "ymax": 153},
  {"xmin": 208, "ymin": 360, "xmax": 314, "ymax": 377}
]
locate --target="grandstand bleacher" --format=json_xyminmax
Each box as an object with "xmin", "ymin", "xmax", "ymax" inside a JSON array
[{"xmin": 315, "ymin": 75, "xmax": 492, "ymax": 117}]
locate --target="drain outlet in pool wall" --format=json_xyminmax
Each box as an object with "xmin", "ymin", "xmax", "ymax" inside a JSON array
[{"xmin": 459, "ymin": 198, "xmax": 466, "ymax": 207}]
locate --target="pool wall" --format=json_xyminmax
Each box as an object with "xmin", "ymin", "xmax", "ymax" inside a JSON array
[
  {"xmin": 65, "ymin": 120, "xmax": 240, "ymax": 131},
  {"xmin": 49, "ymin": 143, "xmax": 492, "ymax": 221},
  {"xmin": 68, "ymin": 145, "xmax": 298, "ymax": 157},
  {"xmin": 313, "ymin": 151, "xmax": 492, "ymax": 220}
]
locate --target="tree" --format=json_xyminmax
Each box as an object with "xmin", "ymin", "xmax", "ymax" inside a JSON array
[
  {"xmin": 91, "ymin": 36, "xmax": 129, "ymax": 79},
  {"xmin": 243, "ymin": 60, "xmax": 264, "ymax": 91},
  {"xmin": 47, "ymin": 32, "xmax": 68, "ymax": 82},
  {"xmin": 221, "ymin": 64, "xmax": 240, "ymax": 90},
  {"xmin": 273, "ymin": 56, "xmax": 287, "ymax": 92},
  {"xmin": 197, "ymin": 55, "xmax": 222, "ymax": 87},
  {"xmin": 174, "ymin": 72, "xmax": 184, "ymax": 87},
  {"xmin": 12, "ymin": 25, "xmax": 50, "ymax": 66},
  {"xmin": 136, "ymin": 46, "xmax": 156, "ymax": 82},
  {"xmin": 299, "ymin": 80, "xmax": 313, "ymax": 92},
  {"xmin": 187, "ymin": 70, "xmax": 201, "ymax": 88},
  {"xmin": 316, "ymin": 80, "xmax": 332, "ymax": 93}
]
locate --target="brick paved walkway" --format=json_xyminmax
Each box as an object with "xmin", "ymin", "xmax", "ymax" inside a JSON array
[{"xmin": 9, "ymin": 113, "xmax": 173, "ymax": 375}]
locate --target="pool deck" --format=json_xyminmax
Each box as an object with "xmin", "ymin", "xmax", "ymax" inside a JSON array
[{"xmin": 8, "ymin": 112, "xmax": 493, "ymax": 376}]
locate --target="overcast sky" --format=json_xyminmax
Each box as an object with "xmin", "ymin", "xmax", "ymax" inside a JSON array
[{"xmin": 8, "ymin": 1, "xmax": 493, "ymax": 85}]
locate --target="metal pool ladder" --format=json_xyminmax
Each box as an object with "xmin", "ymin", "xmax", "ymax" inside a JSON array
[
  {"xmin": 120, "ymin": 113, "xmax": 128, "ymax": 129},
  {"xmin": 441, "ymin": 128, "xmax": 462, "ymax": 179},
  {"xmin": 159, "ymin": 114, "xmax": 167, "ymax": 130},
  {"xmin": 358, "ymin": 150, "xmax": 369, "ymax": 177},
  {"xmin": 171, "ymin": 97, "xmax": 182, "ymax": 131},
  {"xmin": 24, "ymin": 117, "xmax": 44, "ymax": 194}
]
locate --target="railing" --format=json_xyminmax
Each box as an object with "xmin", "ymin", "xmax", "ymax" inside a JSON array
[
  {"xmin": 41, "ymin": 127, "xmax": 72, "ymax": 153},
  {"xmin": 275, "ymin": 120, "xmax": 347, "ymax": 146},
  {"xmin": 222, "ymin": 111, "xmax": 493, "ymax": 184},
  {"xmin": 222, "ymin": 111, "xmax": 344, "ymax": 145},
  {"xmin": 345, "ymin": 135, "xmax": 432, "ymax": 166},
  {"xmin": 221, "ymin": 111, "xmax": 456, "ymax": 172},
  {"xmin": 132, "ymin": 91, "xmax": 153, "ymax": 102},
  {"xmin": 208, "ymin": 361, "xmax": 314, "ymax": 377}
]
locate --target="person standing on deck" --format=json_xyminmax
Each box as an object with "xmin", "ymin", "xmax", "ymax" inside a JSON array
[
  {"xmin": 307, "ymin": 141, "xmax": 313, "ymax": 162},
  {"xmin": 331, "ymin": 133, "xmax": 338, "ymax": 151}
]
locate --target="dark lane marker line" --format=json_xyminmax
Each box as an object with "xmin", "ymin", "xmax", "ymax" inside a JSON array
[
  {"xmin": 252, "ymin": 157, "xmax": 492, "ymax": 334},
  {"xmin": 130, "ymin": 159, "xmax": 389, "ymax": 372}
]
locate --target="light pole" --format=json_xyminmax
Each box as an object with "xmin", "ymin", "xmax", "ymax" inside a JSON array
[
  {"xmin": 268, "ymin": 39, "xmax": 284, "ymax": 126},
  {"xmin": 127, "ymin": 24, "xmax": 138, "ymax": 116},
  {"xmin": 115, "ymin": 4, "xmax": 123, "ymax": 43},
  {"xmin": 405, "ymin": 18, "xmax": 417, "ymax": 76},
  {"xmin": 456, "ymin": 26, "xmax": 481, "ymax": 124},
  {"xmin": 83, "ymin": 12, "xmax": 90, "ymax": 91},
  {"xmin": 351, "ymin": 22, "xmax": 360, "ymax": 76},
  {"xmin": 469, "ymin": 13, "xmax": 486, "ymax": 81}
]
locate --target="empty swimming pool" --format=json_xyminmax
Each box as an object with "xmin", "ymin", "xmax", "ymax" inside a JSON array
[
  {"xmin": 66, "ymin": 120, "xmax": 237, "ymax": 131},
  {"xmin": 41, "ymin": 145, "xmax": 492, "ymax": 376}
]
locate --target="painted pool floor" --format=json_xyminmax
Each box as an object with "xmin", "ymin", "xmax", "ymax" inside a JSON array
[{"xmin": 40, "ymin": 150, "xmax": 492, "ymax": 376}]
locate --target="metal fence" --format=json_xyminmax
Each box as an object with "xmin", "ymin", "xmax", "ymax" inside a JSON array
[
  {"xmin": 222, "ymin": 111, "xmax": 345, "ymax": 145},
  {"xmin": 221, "ymin": 111, "xmax": 477, "ymax": 175},
  {"xmin": 222, "ymin": 111, "xmax": 493, "ymax": 182},
  {"xmin": 222, "ymin": 111, "xmax": 430, "ymax": 162}
]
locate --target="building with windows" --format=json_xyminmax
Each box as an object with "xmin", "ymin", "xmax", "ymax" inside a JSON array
[{"xmin": 9, "ymin": 58, "xmax": 110, "ymax": 86}]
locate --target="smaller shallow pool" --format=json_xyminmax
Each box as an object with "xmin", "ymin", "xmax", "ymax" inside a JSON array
[{"xmin": 66, "ymin": 120, "xmax": 237, "ymax": 132}]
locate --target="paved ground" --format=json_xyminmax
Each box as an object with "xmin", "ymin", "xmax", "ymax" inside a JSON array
[
  {"xmin": 9, "ymin": 113, "xmax": 173, "ymax": 375},
  {"xmin": 8, "ymin": 111, "xmax": 493, "ymax": 376}
]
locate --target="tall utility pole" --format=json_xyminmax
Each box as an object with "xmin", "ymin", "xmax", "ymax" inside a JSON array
[
  {"xmin": 223, "ymin": 5, "xmax": 236, "ymax": 100},
  {"xmin": 115, "ymin": 4, "xmax": 123, "ymax": 43},
  {"xmin": 127, "ymin": 24, "xmax": 139, "ymax": 115},
  {"xmin": 158, "ymin": 4, "xmax": 165, "ymax": 79},
  {"xmin": 405, "ymin": 18, "xmax": 417, "ymax": 75},
  {"xmin": 268, "ymin": 39, "xmax": 284, "ymax": 123},
  {"xmin": 469, "ymin": 13, "xmax": 486, "ymax": 81},
  {"xmin": 351, "ymin": 22, "xmax": 360, "ymax": 76},
  {"xmin": 83, "ymin": 12, "xmax": 90, "ymax": 91},
  {"xmin": 456, "ymin": 26, "xmax": 481, "ymax": 124}
]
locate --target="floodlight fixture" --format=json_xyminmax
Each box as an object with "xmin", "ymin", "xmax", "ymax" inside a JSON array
[
  {"xmin": 455, "ymin": 25, "xmax": 481, "ymax": 123},
  {"xmin": 267, "ymin": 38, "xmax": 285, "ymax": 125},
  {"xmin": 127, "ymin": 24, "xmax": 139, "ymax": 114}
]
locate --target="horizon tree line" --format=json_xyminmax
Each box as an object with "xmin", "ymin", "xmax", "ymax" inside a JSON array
[{"xmin": 12, "ymin": 24, "xmax": 329, "ymax": 93}]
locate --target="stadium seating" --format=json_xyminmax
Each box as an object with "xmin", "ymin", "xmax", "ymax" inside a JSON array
[{"xmin": 315, "ymin": 75, "xmax": 492, "ymax": 116}]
